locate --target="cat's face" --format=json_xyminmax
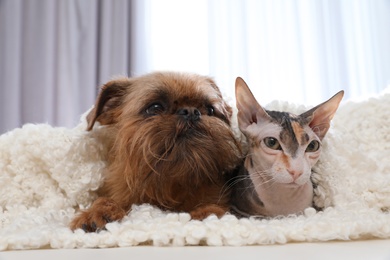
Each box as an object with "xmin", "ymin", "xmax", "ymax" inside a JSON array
[
  {"xmin": 245, "ymin": 111, "xmax": 322, "ymax": 186},
  {"xmin": 235, "ymin": 77, "xmax": 344, "ymax": 187}
]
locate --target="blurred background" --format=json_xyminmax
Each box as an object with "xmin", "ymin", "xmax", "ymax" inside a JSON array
[{"xmin": 1, "ymin": 0, "xmax": 390, "ymax": 134}]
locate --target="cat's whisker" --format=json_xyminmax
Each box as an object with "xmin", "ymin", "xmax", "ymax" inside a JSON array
[
  {"xmin": 252, "ymin": 167, "xmax": 306, "ymax": 190},
  {"xmin": 248, "ymin": 168, "xmax": 282, "ymax": 191},
  {"xmin": 218, "ymin": 175, "xmax": 249, "ymax": 204},
  {"xmin": 226, "ymin": 175, "xmax": 251, "ymax": 189}
]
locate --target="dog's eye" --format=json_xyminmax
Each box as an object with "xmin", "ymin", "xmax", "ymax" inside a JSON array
[
  {"xmin": 207, "ymin": 106, "xmax": 214, "ymax": 116},
  {"xmin": 146, "ymin": 103, "xmax": 165, "ymax": 115}
]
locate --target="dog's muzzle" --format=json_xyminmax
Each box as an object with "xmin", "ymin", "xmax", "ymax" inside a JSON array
[{"xmin": 177, "ymin": 107, "xmax": 201, "ymax": 122}]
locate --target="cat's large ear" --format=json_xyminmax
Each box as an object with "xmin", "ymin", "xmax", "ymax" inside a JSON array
[
  {"xmin": 235, "ymin": 77, "xmax": 271, "ymax": 135},
  {"xmin": 300, "ymin": 90, "xmax": 344, "ymax": 140}
]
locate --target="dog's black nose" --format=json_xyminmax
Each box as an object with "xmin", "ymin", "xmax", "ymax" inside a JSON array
[{"xmin": 177, "ymin": 107, "xmax": 201, "ymax": 121}]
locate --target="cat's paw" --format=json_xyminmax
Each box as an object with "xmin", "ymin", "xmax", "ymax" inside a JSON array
[
  {"xmin": 70, "ymin": 197, "xmax": 126, "ymax": 232},
  {"xmin": 190, "ymin": 204, "xmax": 228, "ymax": 220}
]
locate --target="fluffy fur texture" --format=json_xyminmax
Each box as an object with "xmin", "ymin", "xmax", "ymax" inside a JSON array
[
  {"xmin": 69, "ymin": 72, "xmax": 242, "ymax": 231},
  {"xmin": 1, "ymin": 88, "xmax": 390, "ymax": 250}
]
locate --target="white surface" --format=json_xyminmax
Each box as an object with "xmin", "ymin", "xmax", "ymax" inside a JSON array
[{"xmin": 1, "ymin": 240, "xmax": 390, "ymax": 260}]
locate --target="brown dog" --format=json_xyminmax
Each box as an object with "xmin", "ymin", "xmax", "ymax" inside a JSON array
[{"xmin": 70, "ymin": 72, "xmax": 242, "ymax": 231}]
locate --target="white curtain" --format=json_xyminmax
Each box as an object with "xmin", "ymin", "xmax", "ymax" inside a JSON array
[
  {"xmin": 0, "ymin": 0, "xmax": 135, "ymax": 134},
  {"xmin": 145, "ymin": 0, "xmax": 390, "ymax": 105},
  {"xmin": 1, "ymin": 0, "xmax": 390, "ymax": 133}
]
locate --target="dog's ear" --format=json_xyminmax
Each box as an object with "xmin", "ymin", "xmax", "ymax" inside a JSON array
[
  {"xmin": 206, "ymin": 78, "xmax": 233, "ymax": 124},
  {"xmin": 86, "ymin": 78, "xmax": 131, "ymax": 131}
]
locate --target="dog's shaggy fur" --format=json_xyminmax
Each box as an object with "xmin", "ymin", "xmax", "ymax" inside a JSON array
[{"xmin": 70, "ymin": 72, "xmax": 242, "ymax": 231}]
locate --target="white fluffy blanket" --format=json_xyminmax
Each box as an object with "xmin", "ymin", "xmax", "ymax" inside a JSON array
[{"xmin": 1, "ymin": 90, "xmax": 390, "ymax": 250}]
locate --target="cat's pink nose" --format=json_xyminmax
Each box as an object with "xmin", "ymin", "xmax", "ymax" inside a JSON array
[{"xmin": 288, "ymin": 170, "xmax": 303, "ymax": 181}]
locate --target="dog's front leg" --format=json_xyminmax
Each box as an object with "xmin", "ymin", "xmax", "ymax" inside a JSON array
[
  {"xmin": 70, "ymin": 197, "xmax": 126, "ymax": 232},
  {"xmin": 189, "ymin": 204, "xmax": 228, "ymax": 220}
]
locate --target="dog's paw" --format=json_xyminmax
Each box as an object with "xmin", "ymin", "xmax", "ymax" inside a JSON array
[
  {"xmin": 190, "ymin": 204, "xmax": 228, "ymax": 220},
  {"xmin": 70, "ymin": 197, "xmax": 126, "ymax": 232}
]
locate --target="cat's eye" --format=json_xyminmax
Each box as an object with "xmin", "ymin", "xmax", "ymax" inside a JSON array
[
  {"xmin": 263, "ymin": 137, "xmax": 282, "ymax": 150},
  {"xmin": 146, "ymin": 103, "xmax": 165, "ymax": 115},
  {"xmin": 306, "ymin": 140, "xmax": 320, "ymax": 152},
  {"xmin": 207, "ymin": 106, "xmax": 214, "ymax": 116}
]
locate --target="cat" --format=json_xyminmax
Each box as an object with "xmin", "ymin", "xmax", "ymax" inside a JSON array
[{"xmin": 230, "ymin": 77, "xmax": 344, "ymax": 217}]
